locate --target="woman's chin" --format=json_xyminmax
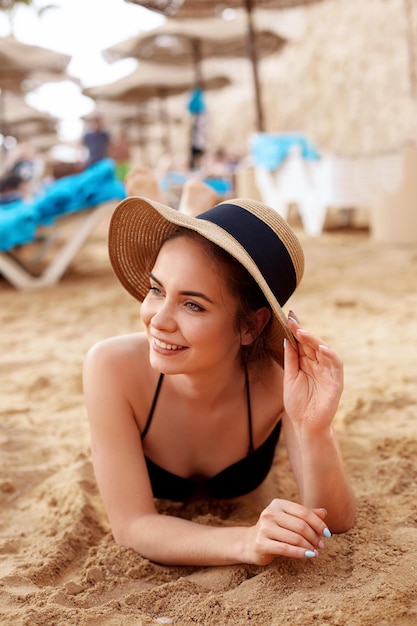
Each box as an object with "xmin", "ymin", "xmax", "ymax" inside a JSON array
[{"xmin": 149, "ymin": 349, "xmax": 187, "ymax": 373}]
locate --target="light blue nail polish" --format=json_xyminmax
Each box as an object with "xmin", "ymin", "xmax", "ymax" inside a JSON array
[
  {"xmin": 323, "ymin": 527, "xmax": 332, "ymax": 538},
  {"xmin": 283, "ymin": 338, "xmax": 287, "ymax": 349},
  {"xmin": 304, "ymin": 550, "xmax": 316, "ymax": 558}
]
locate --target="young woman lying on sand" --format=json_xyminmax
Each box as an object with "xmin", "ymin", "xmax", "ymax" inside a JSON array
[{"xmin": 83, "ymin": 191, "xmax": 356, "ymax": 567}]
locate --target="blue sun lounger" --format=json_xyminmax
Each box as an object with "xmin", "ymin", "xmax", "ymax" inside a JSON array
[{"xmin": 0, "ymin": 159, "xmax": 126, "ymax": 290}]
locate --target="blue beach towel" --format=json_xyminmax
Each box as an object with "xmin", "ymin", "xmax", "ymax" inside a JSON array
[
  {"xmin": 0, "ymin": 201, "xmax": 39, "ymax": 251},
  {"xmin": 0, "ymin": 159, "xmax": 126, "ymax": 251},
  {"xmin": 250, "ymin": 133, "xmax": 320, "ymax": 170},
  {"xmin": 32, "ymin": 159, "xmax": 126, "ymax": 224}
]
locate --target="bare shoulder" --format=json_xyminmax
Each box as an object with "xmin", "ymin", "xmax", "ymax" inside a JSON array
[
  {"xmin": 83, "ymin": 333, "xmax": 159, "ymax": 416},
  {"xmin": 86, "ymin": 332, "xmax": 146, "ymax": 356},
  {"xmin": 84, "ymin": 333, "xmax": 150, "ymax": 378}
]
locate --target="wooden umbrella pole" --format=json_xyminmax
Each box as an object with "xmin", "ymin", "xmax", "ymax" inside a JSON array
[
  {"xmin": 0, "ymin": 88, "xmax": 5, "ymax": 168},
  {"xmin": 244, "ymin": 0, "xmax": 265, "ymax": 131},
  {"xmin": 0, "ymin": 87, "xmax": 4, "ymax": 138},
  {"xmin": 404, "ymin": 0, "xmax": 416, "ymax": 97},
  {"xmin": 157, "ymin": 89, "xmax": 172, "ymax": 155},
  {"xmin": 137, "ymin": 104, "xmax": 150, "ymax": 166},
  {"xmin": 191, "ymin": 38, "xmax": 203, "ymax": 88}
]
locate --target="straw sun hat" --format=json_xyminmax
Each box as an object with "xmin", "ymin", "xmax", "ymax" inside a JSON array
[{"xmin": 108, "ymin": 196, "xmax": 304, "ymax": 364}]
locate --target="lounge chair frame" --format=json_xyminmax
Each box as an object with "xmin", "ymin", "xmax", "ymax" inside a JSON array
[{"xmin": 0, "ymin": 200, "xmax": 117, "ymax": 290}]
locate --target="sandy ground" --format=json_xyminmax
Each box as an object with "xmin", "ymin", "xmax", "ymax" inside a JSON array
[{"xmin": 1, "ymin": 215, "xmax": 416, "ymax": 625}]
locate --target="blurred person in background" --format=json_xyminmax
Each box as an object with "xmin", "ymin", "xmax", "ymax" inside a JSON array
[
  {"xmin": 187, "ymin": 88, "xmax": 207, "ymax": 171},
  {"xmin": 109, "ymin": 124, "xmax": 132, "ymax": 182},
  {"xmin": 82, "ymin": 115, "xmax": 111, "ymax": 167}
]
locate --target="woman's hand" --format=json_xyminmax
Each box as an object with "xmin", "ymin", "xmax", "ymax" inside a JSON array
[
  {"xmin": 283, "ymin": 311, "xmax": 343, "ymax": 433},
  {"xmin": 245, "ymin": 499, "xmax": 330, "ymax": 565}
]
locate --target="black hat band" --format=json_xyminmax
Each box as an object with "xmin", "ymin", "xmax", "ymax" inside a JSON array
[{"xmin": 198, "ymin": 203, "xmax": 297, "ymax": 306}]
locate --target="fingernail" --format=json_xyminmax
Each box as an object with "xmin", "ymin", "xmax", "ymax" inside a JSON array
[
  {"xmin": 283, "ymin": 337, "xmax": 287, "ymax": 349},
  {"xmin": 323, "ymin": 528, "xmax": 332, "ymax": 538},
  {"xmin": 318, "ymin": 540, "xmax": 325, "ymax": 549},
  {"xmin": 288, "ymin": 316, "xmax": 298, "ymax": 324},
  {"xmin": 320, "ymin": 508, "xmax": 328, "ymax": 515},
  {"xmin": 304, "ymin": 550, "xmax": 316, "ymax": 558}
]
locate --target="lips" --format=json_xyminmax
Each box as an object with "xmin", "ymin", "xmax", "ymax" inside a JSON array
[{"xmin": 153, "ymin": 338, "xmax": 186, "ymax": 351}]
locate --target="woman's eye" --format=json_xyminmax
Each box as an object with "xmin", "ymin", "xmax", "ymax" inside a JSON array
[
  {"xmin": 149, "ymin": 285, "xmax": 162, "ymax": 295},
  {"xmin": 186, "ymin": 301, "xmax": 204, "ymax": 312}
]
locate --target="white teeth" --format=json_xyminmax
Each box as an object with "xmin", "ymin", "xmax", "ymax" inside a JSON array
[{"xmin": 154, "ymin": 338, "xmax": 182, "ymax": 351}]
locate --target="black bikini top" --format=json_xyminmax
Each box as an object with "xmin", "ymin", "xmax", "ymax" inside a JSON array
[{"xmin": 141, "ymin": 373, "xmax": 282, "ymax": 500}]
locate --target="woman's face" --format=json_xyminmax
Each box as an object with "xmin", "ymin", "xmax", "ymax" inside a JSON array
[{"xmin": 140, "ymin": 236, "xmax": 243, "ymax": 375}]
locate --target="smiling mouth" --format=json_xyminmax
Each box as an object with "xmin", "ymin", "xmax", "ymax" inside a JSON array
[{"xmin": 153, "ymin": 338, "xmax": 186, "ymax": 351}]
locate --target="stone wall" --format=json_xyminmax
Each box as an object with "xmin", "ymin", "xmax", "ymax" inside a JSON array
[{"xmin": 203, "ymin": 0, "xmax": 417, "ymax": 157}]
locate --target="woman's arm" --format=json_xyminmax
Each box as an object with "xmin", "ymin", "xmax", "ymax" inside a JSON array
[
  {"xmin": 282, "ymin": 313, "xmax": 357, "ymax": 533},
  {"xmin": 83, "ymin": 338, "xmax": 332, "ymax": 566}
]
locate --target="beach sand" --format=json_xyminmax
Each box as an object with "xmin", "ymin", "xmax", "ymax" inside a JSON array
[{"xmin": 1, "ymin": 217, "xmax": 416, "ymax": 625}]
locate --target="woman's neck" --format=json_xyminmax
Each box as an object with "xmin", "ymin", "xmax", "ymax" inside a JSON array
[{"xmin": 166, "ymin": 360, "xmax": 246, "ymax": 406}]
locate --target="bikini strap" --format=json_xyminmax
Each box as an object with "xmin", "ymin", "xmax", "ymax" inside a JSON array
[
  {"xmin": 245, "ymin": 368, "xmax": 254, "ymax": 454},
  {"xmin": 142, "ymin": 371, "xmax": 254, "ymax": 452},
  {"xmin": 141, "ymin": 373, "xmax": 164, "ymax": 441}
]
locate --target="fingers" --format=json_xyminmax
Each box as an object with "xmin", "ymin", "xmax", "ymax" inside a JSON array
[
  {"xmin": 288, "ymin": 311, "xmax": 321, "ymax": 361},
  {"xmin": 254, "ymin": 500, "xmax": 331, "ymax": 562},
  {"xmin": 313, "ymin": 507, "xmax": 329, "ymax": 521},
  {"xmin": 287, "ymin": 312, "xmax": 342, "ymax": 369}
]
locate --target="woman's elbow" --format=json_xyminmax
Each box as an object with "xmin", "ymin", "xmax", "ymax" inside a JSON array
[
  {"xmin": 110, "ymin": 513, "xmax": 154, "ymax": 554},
  {"xmin": 111, "ymin": 518, "xmax": 138, "ymax": 550},
  {"xmin": 112, "ymin": 526, "xmax": 130, "ymax": 548}
]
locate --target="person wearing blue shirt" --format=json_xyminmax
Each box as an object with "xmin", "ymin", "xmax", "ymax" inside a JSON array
[{"xmin": 82, "ymin": 115, "xmax": 111, "ymax": 167}]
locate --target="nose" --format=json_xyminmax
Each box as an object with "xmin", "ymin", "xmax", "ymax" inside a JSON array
[{"xmin": 150, "ymin": 299, "xmax": 177, "ymax": 333}]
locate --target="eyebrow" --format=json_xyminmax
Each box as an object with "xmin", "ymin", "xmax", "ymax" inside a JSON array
[{"xmin": 149, "ymin": 273, "xmax": 215, "ymax": 304}]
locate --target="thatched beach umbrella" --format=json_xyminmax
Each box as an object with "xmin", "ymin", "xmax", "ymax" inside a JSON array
[
  {"xmin": 2, "ymin": 92, "xmax": 57, "ymax": 133},
  {"xmin": 83, "ymin": 101, "xmax": 152, "ymax": 127},
  {"xmin": 84, "ymin": 62, "xmax": 230, "ymax": 155},
  {"xmin": 0, "ymin": 35, "xmax": 71, "ymax": 90},
  {"xmin": 126, "ymin": 0, "xmax": 323, "ymax": 13},
  {"xmin": 103, "ymin": 13, "xmax": 286, "ymax": 122},
  {"xmin": 0, "ymin": 92, "xmax": 58, "ymax": 168},
  {"xmin": 125, "ymin": 0, "xmax": 323, "ymax": 130},
  {"xmin": 403, "ymin": 0, "xmax": 417, "ymax": 96},
  {"xmin": 0, "ymin": 36, "xmax": 71, "ymax": 136},
  {"xmin": 0, "ymin": 91, "xmax": 58, "ymax": 156}
]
